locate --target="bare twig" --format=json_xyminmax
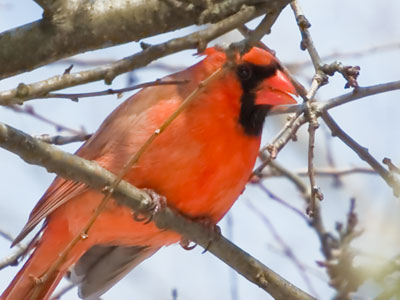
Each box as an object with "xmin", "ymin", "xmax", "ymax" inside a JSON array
[
  {"xmin": 0, "ymin": 247, "xmax": 27, "ymax": 271},
  {"xmin": 0, "ymin": 230, "xmax": 27, "ymax": 271},
  {"xmin": 262, "ymin": 166, "xmax": 376, "ymax": 178},
  {"xmin": 0, "ymin": 230, "xmax": 14, "ymax": 243},
  {"xmin": 258, "ymin": 165, "xmax": 327, "ymax": 245},
  {"xmin": 232, "ymin": 10, "xmax": 282, "ymax": 53},
  {"xmin": 253, "ymin": 114, "xmax": 307, "ymax": 176},
  {"xmin": 8, "ymin": 105, "xmax": 84, "ymax": 135},
  {"xmin": 321, "ymin": 124, "xmax": 342, "ymax": 186},
  {"xmin": 34, "ymin": 133, "xmax": 92, "ymax": 145},
  {"xmin": 58, "ymin": 58, "xmax": 115, "ymax": 67},
  {"xmin": 306, "ymin": 102, "xmax": 321, "ymax": 217},
  {"xmin": 45, "ymin": 79, "xmax": 188, "ymax": 101},
  {"xmin": 270, "ymin": 80, "xmax": 400, "ymax": 117},
  {"xmin": 246, "ymin": 200, "xmax": 319, "ymax": 297},
  {"xmin": 291, "ymin": 0, "xmax": 360, "ymax": 90},
  {"xmin": 322, "ymin": 80, "xmax": 400, "ymax": 111},
  {"xmin": 383, "ymin": 158, "xmax": 400, "ymax": 175},
  {"xmin": 291, "ymin": 0, "xmax": 327, "ymax": 216},
  {"xmin": 286, "ymin": 41, "xmax": 400, "ymax": 72},
  {"xmin": 321, "ymin": 111, "xmax": 400, "ymax": 197},
  {"xmin": 290, "ymin": 1, "xmax": 322, "ymax": 72},
  {"xmin": 320, "ymin": 62, "xmax": 360, "ymax": 89},
  {"xmin": 257, "ymin": 182, "xmax": 309, "ymax": 224}
]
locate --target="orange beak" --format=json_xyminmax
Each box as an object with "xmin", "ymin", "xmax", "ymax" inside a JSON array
[{"xmin": 255, "ymin": 70, "xmax": 297, "ymax": 106}]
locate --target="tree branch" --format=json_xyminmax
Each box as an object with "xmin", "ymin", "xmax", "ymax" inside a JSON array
[
  {"xmin": 0, "ymin": 0, "xmax": 291, "ymax": 79},
  {"xmin": 0, "ymin": 122, "xmax": 315, "ymax": 300},
  {"xmin": 321, "ymin": 111, "xmax": 400, "ymax": 197},
  {"xmin": 270, "ymin": 79, "xmax": 400, "ymax": 116},
  {"xmin": 321, "ymin": 80, "xmax": 400, "ymax": 110},
  {"xmin": 0, "ymin": 4, "xmax": 265, "ymax": 106},
  {"xmin": 35, "ymin": 133, "xmax": 92, "ymax": 145},
  {"xmin": 0, "ymin": 230, "xmax": 27, "ymax": 271},
  {"xmin": 262, "ymin": 166, "xmax": 376, "ymax": 178},
  {"xmin": 46, "ymin": 79, "xmax": 188, "ymax": 101},
  {"xmin": 8, "ymin": 105, "xmax": 85, "ymax": 134}
]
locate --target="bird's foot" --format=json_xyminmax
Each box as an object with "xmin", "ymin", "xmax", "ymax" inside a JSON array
[
  {"xmin": 179, "ymin": 217, "xmax": 221, "ymax": 253},
  {"xmin": 133, "ymin": 188, "xmax": 167, "ymax": 224}
]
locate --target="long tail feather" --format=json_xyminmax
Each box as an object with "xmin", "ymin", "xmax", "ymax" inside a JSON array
[
  {"xmin": 1, "ymin": 223, "xmax": 85, "ymax": 300},
  {"xmin": 72, "ymin": 244, "xmax": 159, "ymax": 299}
]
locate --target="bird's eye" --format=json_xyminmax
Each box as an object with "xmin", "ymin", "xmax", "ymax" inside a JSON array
[{"xmin": 237, "ymin": 64, "xmax": 252, "ymax": 80}]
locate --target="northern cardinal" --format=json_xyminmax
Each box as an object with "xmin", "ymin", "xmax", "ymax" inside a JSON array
[{"xmin": 1, "ymin": 47, "xmax": 296, "ymax": 300}]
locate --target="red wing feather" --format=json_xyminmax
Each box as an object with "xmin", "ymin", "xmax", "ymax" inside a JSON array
[{"xmin": 12, "ymin": 178, "xmax": 88, "ymax": 246}]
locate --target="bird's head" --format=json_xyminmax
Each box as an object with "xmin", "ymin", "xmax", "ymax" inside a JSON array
[{"xmin": 201, "ymin": 47, "xmax": 297, "ymax": 135}]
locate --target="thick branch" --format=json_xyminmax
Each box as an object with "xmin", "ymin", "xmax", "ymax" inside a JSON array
[
  {"xmin": 0, "ymin": 0, "xmax": 291, "ymax": 79},
  {"xmin": 0, "ymin": 4, "xmax": 262, "ymax": 106},
  {"xmin": 0, "ymin": 122, "xmax": 314, "ymax": 300}
]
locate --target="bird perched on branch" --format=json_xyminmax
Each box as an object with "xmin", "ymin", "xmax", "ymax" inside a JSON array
[{"xmin": 1, "ymin": 46, "xmax": 296, "ymax": 300}]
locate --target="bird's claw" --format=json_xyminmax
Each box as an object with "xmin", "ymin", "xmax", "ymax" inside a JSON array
[
  {"xmin": 133, "ymin": 188, "xmax": 167, "ymax": 224},
  {"xmin": 179, "ymin": 238, "xmax": 197, "ymax": 250},
  {"xmin": 199, "ymin": 218, "xmax": 221, "ymax": 254},
  {"xmin": 179, "ymin": 217, "xmax": 221, "ymax": 253}
]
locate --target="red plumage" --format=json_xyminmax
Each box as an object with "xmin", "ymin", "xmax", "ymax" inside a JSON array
[{"xmin": 1, "ymin": 47, "xmax": 296, "ymax": 300}]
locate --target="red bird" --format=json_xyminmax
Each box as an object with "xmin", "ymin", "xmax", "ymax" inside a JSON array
[{"xmin": 1, "ymin": 47, "xmax": 296, "ymax": 300}]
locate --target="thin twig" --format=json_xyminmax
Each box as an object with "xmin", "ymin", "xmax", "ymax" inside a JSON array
[
  {"xmin": 261, "ymin": 166, "xmax": 376, "ymax": 178},
  {"xmin": 286, "ymin": 41, "xmax": 400, "ymax": 72},
  {"xmin": 34, "ymin": 133, "xmax": 92, "ymax": 145},
  {"xmin": 253, "ymin": 115, "xmax": 307, "ymax": 176},
  {"xmin": 0, "ymin": 229, "xmax": 14, "ymax": 243},
  {"xmin": 8, "ymin": 105, "xmax": 84, "ymax": 135},
  {"xmin": 383, "ymin": 158, "xmax": 400, "ymax": 175},
  {"xmin": 45, "ymin": 79, "xmax": 188, "ymax": 101},
  {"xmin": 257, "ymin": 182, "xmax": 309, "ymax": 223},
  {"xmin": 322, "ymin": 80, "xmax": 400, "ymax": 111},
  {"xmin": 0, "ymin": 230, "xmax": 27, "ymax": 270},
  {"xmin": 321, "ymin": 111, "xmax": 400, "ymax": 197},
  {"xmin": 290, "ymin": 1, "xmax": 322, "ymax": 71},
  {"xmin": 232, "ymin": 10, "xmax": 282, "ymax": 53},
  {"xmin": 291, "ymin": 0, "xmax": 360, "ymax": 90},
  {"xmin": 305, "ymin": 102, "xmax": 322, "ymax": 216},
  {"xmin": 302, "ymin": 74, "xmax": 326, "ymax": 218},
  {"xmin": 0, "ymin": 247, "xmax": 27, "ymax": 271},
  {"xmin": 259, "ymin": 163, "xmax": 327, "ymax": 249},
  {"xmin": 246, "ymin": 199, "xmax": 319, "ymax": 297}
]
